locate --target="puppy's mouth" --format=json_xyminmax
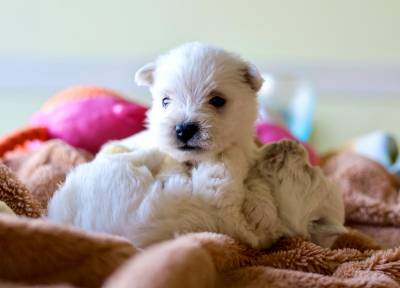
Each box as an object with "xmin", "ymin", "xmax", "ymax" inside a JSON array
[{"xmin": 178, "ymin": 145, "xmax": 202, "ymax": 151}]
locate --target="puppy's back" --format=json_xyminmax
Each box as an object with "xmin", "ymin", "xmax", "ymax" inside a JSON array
[{"xmin": 252, "ymin": 140, "xmax": 346, "ymax": 247}]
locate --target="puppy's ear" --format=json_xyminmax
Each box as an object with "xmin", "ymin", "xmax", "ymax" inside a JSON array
[
  {"xmin": 242, "ymin": 63, "xmax": 264, "ymax": 92},
  {"xmin": 135, "ymin": 62, "xmax": 156, "ymax": 87}
]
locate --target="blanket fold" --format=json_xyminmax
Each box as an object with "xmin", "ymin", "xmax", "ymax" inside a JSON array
[
  {"xmin": 0, "ymin": 215, "xmax": 136, "ymax": 288},
  {"xmin": 3, "ymin": 140, "xmax": 92, "ymax": 211},
  {"xmin": 0, "ymin": 163, "xmax": 42, "ymax": 217},
  {"xmin": 100, "ymin": 231, "xmax": 400, "ymax": 288}
]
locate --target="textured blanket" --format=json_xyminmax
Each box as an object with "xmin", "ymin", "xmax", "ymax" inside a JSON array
[
  {"xmin": 1, "ymin": 141, "xmax": 400, "ymax": 288},
  {"xmin": 323, "ymin": 152, "xmax": 400, "ymax": 248}
]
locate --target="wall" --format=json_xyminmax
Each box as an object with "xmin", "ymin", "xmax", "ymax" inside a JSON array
[{"xmin": 1, "ymin": 0, "xmax": 400, "ymax": 64}]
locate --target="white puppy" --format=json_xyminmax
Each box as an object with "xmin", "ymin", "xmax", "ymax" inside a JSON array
[
  {"xmin": 109, "ymin": 42, "xmax": 262, "ymax": 175},
  {"xmin": 48, "ymin": 43, "xmax": 345, "ymax": 248}
]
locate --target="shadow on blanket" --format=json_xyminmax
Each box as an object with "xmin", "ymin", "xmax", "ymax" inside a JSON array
[{"xmin": 0, "ymin": 140, "xmax": 400, "ymax": 288}]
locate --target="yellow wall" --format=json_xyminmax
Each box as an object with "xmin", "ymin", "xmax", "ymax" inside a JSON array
[{"xmin": 1, "ymin": 0, "xmax": 400, "ymax": 64}]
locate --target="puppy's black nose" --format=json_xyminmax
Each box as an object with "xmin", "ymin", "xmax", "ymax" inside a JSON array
[{"xmin": 176, "ymin": 122, "xmax": 199, "ymax": 143}]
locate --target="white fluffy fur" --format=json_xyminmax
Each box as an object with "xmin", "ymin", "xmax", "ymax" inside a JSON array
[
  {"xmin": 47, "ymin": 43, "xmax": 345, "ymax": 248},
  {"xmin": 48, "ymin": 146, "xmax": 268, "ymax": 248}
]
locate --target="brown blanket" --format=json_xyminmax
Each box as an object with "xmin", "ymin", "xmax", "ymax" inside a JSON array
[
  {"xmin": 3, "ymin": 140, "xmax": 92, "ymax": 211},
  {"xmin": 323, "ymin": 152, "xmax": 400, "ymax": 248},
  {"xmin": 1, "ymin": 141, "xmax": 400, "ymax": 288}
]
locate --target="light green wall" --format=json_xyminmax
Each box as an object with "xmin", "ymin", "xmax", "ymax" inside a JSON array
[{"xmin": 1, "ymin": 0, "xmax": 400, "ymax": 64}]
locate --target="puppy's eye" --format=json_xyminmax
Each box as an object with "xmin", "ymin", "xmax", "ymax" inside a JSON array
[
  {"xmin": 162, "ymin": 97, "xmax": 171, "ymax": 108},
  {"xmin": 209, "ymin": 95, "xmax": 226, "ymax": 108}
]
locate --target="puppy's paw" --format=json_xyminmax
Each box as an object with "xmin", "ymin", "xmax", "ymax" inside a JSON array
[
  {"xmin": 162, "ymin": 174, "xmax": 192, "ymax": 195},
  {"xmin": 127, "ymin": 149, "xmax": 167, "ymax": 177},
  {"xmin": 197, "ymin": 161, "xmax": 228, "ymax": 177},
  {"xmin": 193, "ymin": 162, "xmax": 228, "ymax": 184},
  {"xmin": 191, "ymin": 162, "xmax": 230, "ymax": 199},
  {"xmin": 105, "ymin": 144, "xmax": 131, "ymax": 154},
  {"xmin": 100, "ymin": 140, "xmax": 132, "ymax": 155}
]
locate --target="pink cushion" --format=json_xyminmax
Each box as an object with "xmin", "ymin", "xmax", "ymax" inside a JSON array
[{"xmin": 31, "ymin": 96, "xmax": 148, "ymax": 153}]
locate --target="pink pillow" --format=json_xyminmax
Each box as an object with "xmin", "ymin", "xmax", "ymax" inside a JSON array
[{"xmin": 31, "ymin": 96, "xmax": 148, "ymax": 153}]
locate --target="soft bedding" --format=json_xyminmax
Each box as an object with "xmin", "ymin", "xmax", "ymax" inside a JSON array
[{"xmin": 0, "ymin": 139, "xmax": 400, "ymax": 287}]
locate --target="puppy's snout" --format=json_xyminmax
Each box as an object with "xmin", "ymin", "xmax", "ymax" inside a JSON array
[{"xmin": 175, "ymin": 122, "xmax": 199, "ymax": 143}]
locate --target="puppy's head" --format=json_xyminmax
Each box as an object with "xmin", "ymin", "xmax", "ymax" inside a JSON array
[{"xmin": 135, "ymin": 42, "xmax": 263, "ymax": 161}]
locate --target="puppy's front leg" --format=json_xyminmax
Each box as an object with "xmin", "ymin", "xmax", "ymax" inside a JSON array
[
  {"xmin": 193, "ymin": 147, "xmax": 261, "ymax": 247},
  {"xmin": 243, "ymin": 173, "xmax": 282, "ymax": 248}
]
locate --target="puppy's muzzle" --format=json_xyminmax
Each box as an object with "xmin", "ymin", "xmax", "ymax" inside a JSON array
[{"xmin": 175, "ymin": 122, "xmax": 199, "ymax": 144}]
